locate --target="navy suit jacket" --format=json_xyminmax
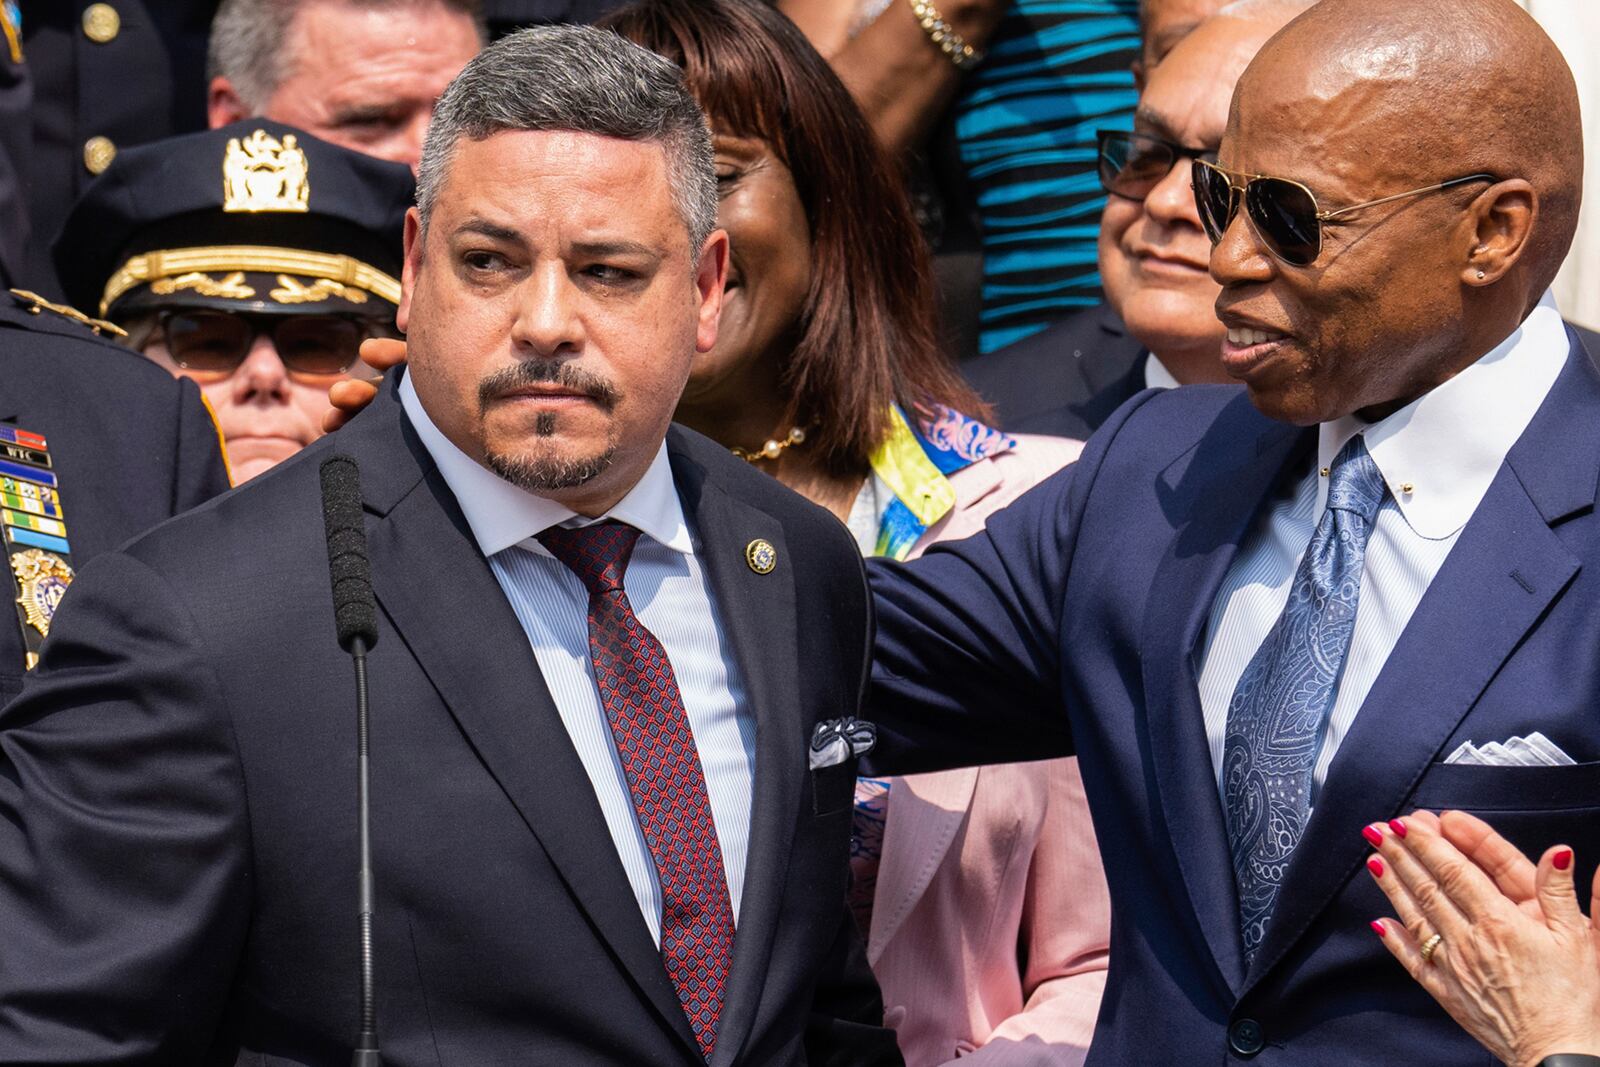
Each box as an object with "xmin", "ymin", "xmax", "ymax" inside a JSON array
[
  {"xmin": 964, "ymin": 303, "xmax": 1148, "ymax": 439},
  {"xmin": 869, "ymin": 331, "xmax": 1600, "ymax": 1065},
  {"xmin": 0, "ymin": 293, "xmax": 230, "ymax": 693},
  {"xmin": 0, "ymin": 380, "xmax": 900, "ymax": 1066}
]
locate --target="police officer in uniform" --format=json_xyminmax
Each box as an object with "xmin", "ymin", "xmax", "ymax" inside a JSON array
[
  {"xmin": 16, "ymin": 0, "xmax": 217, "ymax": 293},
  {"xmin": 55, "ymin": 119, "xmax": 414, "ymax": 483},
  {"xmin": 0, "ymin": 287, "xmax": 231, "ymax": 695}
]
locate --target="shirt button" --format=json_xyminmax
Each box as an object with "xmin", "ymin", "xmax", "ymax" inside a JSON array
[
  {"xmin": 1229, "ymin": 1018, "xmax": 1265, "ymax": 1057},
  {"xmin": 83, "ymin": 135, "xmax": 116, "ymax": 175},
  {"xmin": 81, "ymin": 3, "xmax": 120, "ymax": 43}
]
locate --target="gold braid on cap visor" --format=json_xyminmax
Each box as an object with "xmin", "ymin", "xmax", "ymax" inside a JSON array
[{"xmin": 100, "ymin": 245, "xmax": 402, "ymax": 316}]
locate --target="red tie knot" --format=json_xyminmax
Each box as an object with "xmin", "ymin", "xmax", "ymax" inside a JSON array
[{"xmin": 537, "ymin": 521, "xmax": 641, "ymax": 596}]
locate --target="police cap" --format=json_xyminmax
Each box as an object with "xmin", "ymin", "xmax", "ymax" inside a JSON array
[{"xmin": 54, "ymin": 120, "xmax": 414, "ymax": 322}]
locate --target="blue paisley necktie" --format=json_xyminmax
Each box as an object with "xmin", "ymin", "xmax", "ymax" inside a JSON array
[{"xmin": 1222, "ymin": 436, "xmax": 1388, "ymax": 961}]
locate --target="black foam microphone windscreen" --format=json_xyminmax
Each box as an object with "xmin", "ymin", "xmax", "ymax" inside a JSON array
[{"xmin": 320, "ymin": 455, "xmax": 379, "ymax": 653}]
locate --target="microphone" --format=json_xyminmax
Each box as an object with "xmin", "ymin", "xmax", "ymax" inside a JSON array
[
  {"xmin": 319, "ymin": 455, "xmax": 382, "ymax": 1067},
  {"xmin": 321, "ymin": 455, "xmax": 379, "ymax": 654}
]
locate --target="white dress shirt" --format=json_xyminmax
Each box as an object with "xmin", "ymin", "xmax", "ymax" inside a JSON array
[
  {"xmin": 1143, "ymin": 354, "xmax": 1181, "ymax": 391},
  {"xmin": 1196, "ymin": 291, "xmax": 1570, "ymax": 802},
  {"xmin": 400, "ymin": 374, "xmax": 757, "ymax": 943}
]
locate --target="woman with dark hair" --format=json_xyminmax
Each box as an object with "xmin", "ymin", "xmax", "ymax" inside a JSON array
[{"xmin": 333, "ymin": 4, "xmax": 1110, "ymax": 1060}]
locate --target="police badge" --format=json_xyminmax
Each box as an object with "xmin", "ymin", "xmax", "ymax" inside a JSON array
[
  {"xmin": 223, "ymin": 129, "xmax": 311, "ymax": 214},
  {"xmin": 10, "ymin": 548, "xmax": 72, "ymax": 639},
  {"xmin": 0, "ymin": 425, "xmax": 77, "ymax": 668}
]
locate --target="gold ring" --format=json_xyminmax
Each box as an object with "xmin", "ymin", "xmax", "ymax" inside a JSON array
[{"xmin": 1420, "ymin": 933, "xmax": 1444, "ymax": 964}]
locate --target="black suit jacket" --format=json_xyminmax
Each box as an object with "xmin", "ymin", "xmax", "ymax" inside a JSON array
[
  {"xmin": 964, "ymin": 302, "xmax": 1147, "ymax": 439},
  {"xmin": 0, "ymin": 379, "xmax": 900, "ymax": 1067},
  {"xmin": 0, "ymin": 292, "xmax": 229, "ymax": 693}
]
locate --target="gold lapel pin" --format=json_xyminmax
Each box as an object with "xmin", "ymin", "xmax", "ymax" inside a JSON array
[{"xmin": 746, "ymin": 539, "xmax": 777, "ymax": 574}]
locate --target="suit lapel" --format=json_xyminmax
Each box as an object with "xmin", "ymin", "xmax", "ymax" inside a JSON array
[
  {"xmin": 353, "ymin": 389, "xmax": 700, "ymax": 1057},
  {"xmin": 666, "ymin": 436, "xmax": 805, "ymax": 1067},
  {"xmin": 1140, "ymin": 416, "xmax": 1312, "ymax": 997},
  {"xmin": 867, "ymin": 767, "xmax": 979, "ymax": 963},
  {"xmin": 1245, "ymin": 337, "xmax": 1599, "ymax": 987}
]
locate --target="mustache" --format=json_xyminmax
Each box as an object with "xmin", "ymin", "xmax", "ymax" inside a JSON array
[{"xmin": 477, "ymin": 360, "xmax": 621, "ymax": 410}]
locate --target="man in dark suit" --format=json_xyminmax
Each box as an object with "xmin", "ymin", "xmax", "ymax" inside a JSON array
[
  {"xmin": 965, "ymin": 1, "xmax": 1304, "ymax": 438},
  {"xmin": 0, "ymin": 25, "xmax": 897, "ymax": 1066},
  {"xmin": 868, "ymin": 1, "xmax": 1600, "ymax": 1064},
  {"xmin": 0, "ymin": 289, "xmax": 229, "ymax": 692}
]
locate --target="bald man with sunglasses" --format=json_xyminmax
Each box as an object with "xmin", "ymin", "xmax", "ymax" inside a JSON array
[{"xmin": 865, "ymin": 0, "xmax": 1600, "ymax": 1063}]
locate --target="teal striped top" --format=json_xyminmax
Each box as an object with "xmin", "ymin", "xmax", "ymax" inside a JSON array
[{"xmin": 954, "ymin": 0, "xmax": 1140, "ymax": 354}]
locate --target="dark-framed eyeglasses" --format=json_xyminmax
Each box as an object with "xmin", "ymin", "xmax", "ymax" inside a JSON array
[
  {"xmin": 1096, "ymin": 129, "xmax": 1215, "ymax": 201},
  {"xmin": 155, "ymin": 310, "xmax": 377, "ymax": 379},
  {"xmin": 1191, "ymin": 159, "xmax": 1497, "ymax": 267}
]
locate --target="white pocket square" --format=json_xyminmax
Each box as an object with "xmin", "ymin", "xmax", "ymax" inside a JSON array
[
  {"xmin": 809, "ymin": 716, "xmax": 876, "ymax": 770},
  {"xmin": 1445, "ymin": 731, "xmax": 1576, "ymax": 767}
]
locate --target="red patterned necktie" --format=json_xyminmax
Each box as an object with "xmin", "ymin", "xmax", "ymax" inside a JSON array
[{"xmin": 537, "ymin": 521, "xmax": 735, "ymax": 1060}]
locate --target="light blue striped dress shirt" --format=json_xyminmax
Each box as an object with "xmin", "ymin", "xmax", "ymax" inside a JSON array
[
  {"xmin": 1195, "ymin": 292, "xmax": 1569, "ymax": 803},
  {"xmin": 399, "ymin": 374, "xmax": 756, "ymax": 945}
]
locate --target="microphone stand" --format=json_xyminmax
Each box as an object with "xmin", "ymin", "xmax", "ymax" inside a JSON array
[{"xmin": 350, "ymin": 635, "xmax": 379, "ymax": 1067}]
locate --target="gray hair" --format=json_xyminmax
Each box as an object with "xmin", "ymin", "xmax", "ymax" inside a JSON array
[
  {"xmin": 208, "ymin": 0, "xmax": 487, "ymax": 111},
  {"xmin": 415, "ymin": 25, "xmax": 718, "ymax": 252}
]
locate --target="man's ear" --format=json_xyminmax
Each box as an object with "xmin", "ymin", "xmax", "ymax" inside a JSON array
[
  {"xmin": 1461, "ymin": 179, "xmax": 1537, "ymax": 287},
  {"xmin": 694, "ymin": 228, "xmax": 731, "ymax": 355},
  {"xmin": 397, "ymin": 207, "xmax": 424, "ymax": 334},
  {"xmin": 207, "ymin": 77, "xmax": 250, "ymax": 129}
]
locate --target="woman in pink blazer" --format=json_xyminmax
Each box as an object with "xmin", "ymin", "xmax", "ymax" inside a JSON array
[{"xmin": 849, "ymin": 429, "xmax": 1110, "ymax": 1067}]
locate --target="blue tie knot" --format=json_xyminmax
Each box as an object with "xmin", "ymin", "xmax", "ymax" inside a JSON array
[{"xmin": 1325, "ymin": 437, "xmax": 1387, "ymax": 523}]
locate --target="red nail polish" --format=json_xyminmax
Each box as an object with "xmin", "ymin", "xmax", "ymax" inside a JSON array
[
  {"xmin": 1367, "ymin": 857, "xmax": 1385, "ymax": 878},
  {"xmin": 1362, "ymin": 825, "xmax": 1384, "ymax": 847},
  {"xmin": 1370, "ymin": 920, "xmax": 1387, "ymax": 938},
  {"xmin": 1388, "ymin": 819, "xmax": 1407, "ymax": 838},
  {"xmin": 1554, "ymin": 848, "xmax": 1573, "ymax": 871}
]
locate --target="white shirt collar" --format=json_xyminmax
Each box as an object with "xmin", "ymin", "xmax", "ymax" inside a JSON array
[
  {"xmin": 1144, "ymin": 353, "xmax": 1181, "ymax": 391},
  {"xmin": 1316, "ymin": 290, "xmax": 1569, "ymax": 540},
  {"xmin": 399, "ymin": 371, "xmax": 693, "ymax": 558}
]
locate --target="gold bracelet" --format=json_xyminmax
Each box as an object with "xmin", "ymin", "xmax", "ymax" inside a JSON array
[{"xmin": 908, "ymin": 0, "xmax": 984, "ymax": 70}]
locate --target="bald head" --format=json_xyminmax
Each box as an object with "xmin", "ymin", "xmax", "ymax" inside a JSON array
[
  {"xmin": 1237, "ymin": 0, "xmax": 1582, "ymax": 299},
  {"xmin": 1202, "ymin": 0, "xmax": 1586, "ymax": 427}
]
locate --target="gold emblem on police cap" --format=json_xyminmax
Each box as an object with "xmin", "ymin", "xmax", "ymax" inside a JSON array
[
  {"xmin": 223, "ymin": 129, "xmax": 310, "ymax": 214},
  {"xmin": 745, "ymin": 539, "xmax": 777, "ymax": 574},
  {"xmin": 11, "ymin": 549, "xmax": 74, "ymax": 639}
]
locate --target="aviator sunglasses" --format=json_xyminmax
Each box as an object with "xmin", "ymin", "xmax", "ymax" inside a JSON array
[
  {"xmin": 1097, "ymin": 129, "xmax": 1215, "ymax": 200},
  {"xmin": 157, "ymin": 309, "xmax": 376, "ymax": 379},
  {"xmin": 1190, "ymin": 159, "xmax": 1496, "ymax": 267}
]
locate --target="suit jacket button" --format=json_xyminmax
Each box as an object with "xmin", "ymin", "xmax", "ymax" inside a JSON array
[{"xmin": 1229, "ymin": 1018, "xmax": 1265, "ymax": 1057}]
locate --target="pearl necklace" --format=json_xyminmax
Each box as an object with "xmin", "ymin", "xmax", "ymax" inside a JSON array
[{"xmin": 731, "ymin": 426, "xmax": 807, "ymax": 463}]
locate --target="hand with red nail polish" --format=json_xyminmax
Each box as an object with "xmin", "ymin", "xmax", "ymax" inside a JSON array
[{"xmin": 1367, "ymin": 809, "xmax": 1600, "ymax": 1067}]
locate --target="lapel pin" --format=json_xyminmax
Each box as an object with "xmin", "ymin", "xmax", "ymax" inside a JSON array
[{"xmin": 745, "ymin": 538, "xmax": 777, "ymax": 574}]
